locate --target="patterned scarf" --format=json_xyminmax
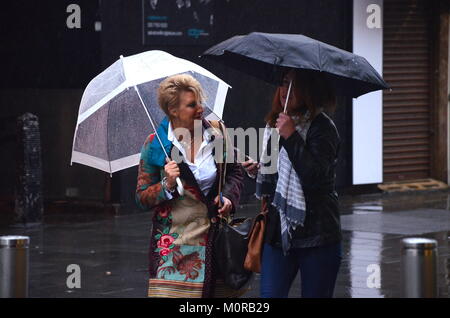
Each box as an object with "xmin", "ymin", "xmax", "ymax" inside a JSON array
[{"xmin": 256, "ymin": 116, "xmax": 311, "ymax": 255}]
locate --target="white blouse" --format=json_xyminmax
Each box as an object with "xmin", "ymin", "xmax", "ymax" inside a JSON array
[{"xmin": 165, "ymin": 122, "xmax": 217, "ymax": 197}]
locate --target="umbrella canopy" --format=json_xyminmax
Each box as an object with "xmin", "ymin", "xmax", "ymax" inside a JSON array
[
  {"xmin": 202, "ymin": 32, "xmax": 389, "ymax": 98},
  {"xmin": 71, "ymin": 50, "xmax": 230, "ymax": 174}
]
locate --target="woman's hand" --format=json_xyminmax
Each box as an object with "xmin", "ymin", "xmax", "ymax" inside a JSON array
[
  {"xmin": 164, "ymin": 160, "xmax": 180, "ymax": 190},
  {"xmin": 276, "ymin": 113, "xmax": 296, "ymax": 139},
  {"xmin": 242, "ymin": 158, "xmax": 259, "ymax": 177},
  {"xmin": 214, "ymin": 195, "xmax": 233, "ymax": 216}
]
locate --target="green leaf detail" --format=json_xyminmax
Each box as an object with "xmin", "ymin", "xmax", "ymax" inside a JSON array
[
  {"xmin": 169, "ymin": 244, "xmax": 175, "ymax": 249},
  {"xmin": 163, "ymin": 227, "xmax": 170, "ymax": 234},
  {"xmin": 171, "ymin": 233, "xmax": 179, "ymax": 239},
  {"xmin": 154, "ymin": 247, "xmax": 161, "ymax": 252},
  {"xmin": 162, "ymin": 256, "xmax": 168, "ymax": 262},
  {"xmin": 155, "ymin": 234, "xmax": 162, "ymax": 240}
]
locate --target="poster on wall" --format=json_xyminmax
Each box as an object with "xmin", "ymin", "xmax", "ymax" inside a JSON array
[{"xmin": 142, "ymin": 0, "xmax": 214, "ymax": 45}]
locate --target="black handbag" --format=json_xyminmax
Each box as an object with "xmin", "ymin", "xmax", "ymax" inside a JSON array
[
  {"xmin": 214, "ymin": 217, "xmax": 253, "ymax": 290},
  {"xmin": 210, "ymin": 120, "xmax": 253, "ymax": 290}
]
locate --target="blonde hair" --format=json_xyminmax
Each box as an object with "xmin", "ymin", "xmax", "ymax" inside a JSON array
[{"xmin": 157, "ymin": 74, "xmax": 206, "ymax": 117}]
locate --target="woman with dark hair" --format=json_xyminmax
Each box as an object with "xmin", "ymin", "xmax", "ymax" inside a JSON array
[{"xmin": 242, "ymin": 69, "xmax": 342, "ymax": 298}]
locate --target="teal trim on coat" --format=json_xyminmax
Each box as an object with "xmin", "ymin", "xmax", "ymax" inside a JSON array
[{"xmin": 148, "ymin": 117, "xmax": 173, "ymax": 167}]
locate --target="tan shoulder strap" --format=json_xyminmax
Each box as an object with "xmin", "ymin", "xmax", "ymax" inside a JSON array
[{"xmin": 209, "ymin": 120, "xmax": 220, "ymax": 129}]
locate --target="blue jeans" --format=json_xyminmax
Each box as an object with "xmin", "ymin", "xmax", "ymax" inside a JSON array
[{"xmin": 260, "ymin": 242, "xmax": 342, "ymax": 298}]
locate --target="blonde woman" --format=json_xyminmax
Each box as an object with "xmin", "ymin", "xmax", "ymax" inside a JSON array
[{"xmin": 136, "ymin": 74, "xmax": 243, "ymax": 298}]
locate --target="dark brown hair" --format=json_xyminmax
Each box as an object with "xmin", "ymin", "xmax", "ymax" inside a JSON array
[{"xmin": 265, "ymin": 70, "xmax": 336, "ymax": 127}]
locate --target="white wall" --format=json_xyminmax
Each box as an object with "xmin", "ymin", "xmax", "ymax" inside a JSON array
[{"xmin": 352, "ymin": 0, "xmax": 384, "ymax": 185}]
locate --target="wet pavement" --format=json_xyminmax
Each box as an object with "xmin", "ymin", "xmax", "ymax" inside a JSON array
[{"xmin": 0, "ymin": 189, "xmax": 449, "ymax": 298}]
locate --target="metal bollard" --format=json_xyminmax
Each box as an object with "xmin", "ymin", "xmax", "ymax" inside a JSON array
[
  {"xmin": 401, "ymin": 238, "xmax": 438, "ymax": 298},
  {"xmin": 0, "ymin": 236, "xmax": 29, "ymax": 298}
]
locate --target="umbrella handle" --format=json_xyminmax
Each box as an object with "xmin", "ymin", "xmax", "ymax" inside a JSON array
[
  {"xmin": 176, "ymin": 177, "xmax": 184, "ymax": 196},
  {"xmin": 283, "ymin": 79, "xmax": 293, "ymax": 113}
]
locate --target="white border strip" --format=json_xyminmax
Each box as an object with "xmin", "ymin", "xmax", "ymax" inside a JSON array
[
  {"xmin": 71, "ymin": 151, "xmax": 141, "ymax": 174},
  {"xmin": 110, "ymin": 153, "xmax": 141, "ymax": 173},
  {"xmin": 71, "ymin": 151, "xmax": 111, "ymax": 173}
]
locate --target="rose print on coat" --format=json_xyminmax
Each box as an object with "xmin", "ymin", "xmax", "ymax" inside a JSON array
[
  {"xmin": 154, "ymin": 228, "xmax": 179, "ymax": 262},
  {"xmin": 157, "ymin": 234, "xmax": 175, "ymax": 249}
]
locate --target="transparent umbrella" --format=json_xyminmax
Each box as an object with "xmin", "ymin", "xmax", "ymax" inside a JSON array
[{"xmin": 71, "ymin": 50, "xmax": 230, "ymax": 194}]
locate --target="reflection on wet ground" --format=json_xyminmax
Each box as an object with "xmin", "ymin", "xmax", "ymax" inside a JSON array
[
  {"xmin": 336, "ymin": 190, "xmax": 450, "ymax": 298},
  {"xmin": 0, "ymin": 189, "xmax": 449, "ymax": 298}
]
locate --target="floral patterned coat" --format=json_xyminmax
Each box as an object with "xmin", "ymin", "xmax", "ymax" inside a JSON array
[{"xmin": 135, "ymin": 118, "xmax": 244, "ymax": 298}]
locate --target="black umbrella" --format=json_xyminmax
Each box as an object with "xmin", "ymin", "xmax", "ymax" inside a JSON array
[{"xmin": 201, "ymin": 32, "xmax": 389, "ymax": 98}]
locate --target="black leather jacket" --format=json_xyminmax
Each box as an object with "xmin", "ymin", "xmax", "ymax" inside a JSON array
[{"xmin": 265, "ymin": 112, "xmax": 342, "ymax": 248}]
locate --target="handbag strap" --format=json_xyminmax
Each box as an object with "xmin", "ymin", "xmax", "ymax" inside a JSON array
[
  {"xmin": 209, "ymin": 120, "xmax": 229, "ymax": 204},
  {"xmin": 209, "ymin": 120, "xmax": 234, "ymax": 224},
  {"xmin": 261, "ymin": 196, "xmax": 269, "ymax": 215}
]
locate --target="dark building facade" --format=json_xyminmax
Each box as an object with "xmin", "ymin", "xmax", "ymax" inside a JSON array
[
  {"xmin": 0, "ymin": 0, "xmax": 103, "ymax": 206},
  {"xmin": 7, "ymin": 1, "xmax": 447, "ymax": 213},
  {"xmin": 99, "ymin": 0, "xmax": 353, "ymax": 208}
]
